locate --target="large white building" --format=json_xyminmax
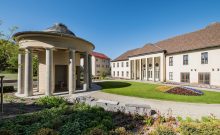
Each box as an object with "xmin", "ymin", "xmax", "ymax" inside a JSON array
[
  {"xmin": 111, "ymin": 22, "xmax": 220, "ymax": 86},
  {"xmin": 81, "ymin": 51, "xmax": 110, "ymax": 77}
]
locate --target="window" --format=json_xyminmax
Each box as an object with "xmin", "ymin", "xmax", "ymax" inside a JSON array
[
  {"xmin": 96, "ymin": 59, "xmax": 98, "ymax": 62},
  {"xmin": 113, "ymin": 71, "xmax": 115, "ymax": 77},
  {"xmin": 117, "ymin": 62, "xmax": 119, "ymax": 67},
  {"xmin": 169, "ymin": 57, "xmax": 173, "ymax": 66},
  {"xmin": 117, "ymin": 71, "xmax": 119, "ymax": 76},
  {"xmin": 169, "ymin": 72, "xmax": 173, "ymax": 80},
  {"xmin": 121, "ymin": 71, "xmax": 124, "ymax": 77},
  {"xmin": 201, "ymin": 52, "xmax": 208, "ymax": 64},
  {"xmin": 198, "ymin": 72, "xmax": 210, "ymax": 84},
  {"xmin": 113, "ymin": 63, "xmax": 115, "ymax": 67},
  {"xmin": 126, "ymin": 71, "xmax": 129, "ymax": 77},
  {"xmin": 126, "ymin": 62, "xmax": 129, "ymax": 67},
  {"xmin": 181, "ymin": 72, "xmax": 190, "ymax": 83},
  {"xmin": 97, "ymin": 71, "xmax": 100, "ymax": 73},
  {"xmin": 183, "ymin": 55, "xmax": 188, "ymax": 65},
  {"xmin": 121, "ymin": 62, "xmax": 124, "ymax": 67}
]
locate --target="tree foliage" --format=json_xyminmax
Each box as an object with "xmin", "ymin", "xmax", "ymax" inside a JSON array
[{"xmin": 0, "ymin": 21, "xmax": 19, "ymax": 72}]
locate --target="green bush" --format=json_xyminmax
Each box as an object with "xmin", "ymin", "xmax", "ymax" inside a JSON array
[
  {"xmin": 34, "ymin": 128, "xmax": 58, "ymax": 135},
  {"xmin": 180, "ymin": 121, "xmax": 220, "ymax": 135},
  {"xmin": 35, "ymin": 96, "xmax": 68, "ymax": 107},
  {"xmin": 150, "ymin": 125, "xmax": 176, "ymax": 135},
  {"xmin": 0, "ymin": 129, "xmax": 14, "ymax": 135},
  {"xmin": 60, "ymin": 122, "xmax": 81, "ymax": 135},
  {"xmin": 83, "ymin": 127, "xmax": 107, "ymax": 135},
  {"xmin": 3, "ymin": 86, "xmax": 15, "ymax": 93},
  {"xmin": 110, "ymin": 127, "xmax": 131, "ymax": 135}
]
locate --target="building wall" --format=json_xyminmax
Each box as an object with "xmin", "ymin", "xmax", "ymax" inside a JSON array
[
  {"xmin": 111, "ymin": 60, "xmax": 130, "ymax": 79},
  {"xmin": 92, "ymin": 56, "xmax": 110, "ymax": 76},
  {"xmin": 166, "ymin": 47, "xmax": 220, "ymax": 86},
  {"xmin": 81, "ymin": 56, "xmax": 110, "ymax": 76},
  {"xmin": 112, "ymin": 47, "xmax": 220, "ymax": 86}
]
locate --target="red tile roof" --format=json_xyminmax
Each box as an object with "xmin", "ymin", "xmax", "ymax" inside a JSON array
[
  {"xmin": 91, "ymin": 51, "xmax": 110, "ymax": 60},
  {"xmin": 112, "ymin": 22, "xmax": 220, "ymax": 61}
]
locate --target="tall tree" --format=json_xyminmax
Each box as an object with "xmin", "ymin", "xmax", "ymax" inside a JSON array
[{"xmin": 0, "ymin": 21, "xmax": 19, "ymax": 72}]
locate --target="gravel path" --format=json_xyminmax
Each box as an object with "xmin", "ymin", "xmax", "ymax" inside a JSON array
[{"xmin": 87, "ymin": 91, "xmax": 220, "ymax": 119}]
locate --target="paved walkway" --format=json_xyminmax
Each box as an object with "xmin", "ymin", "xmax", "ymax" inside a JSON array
[{"xmin": 86, "ymin": 91, "xmax": 220, "ymax": 119}]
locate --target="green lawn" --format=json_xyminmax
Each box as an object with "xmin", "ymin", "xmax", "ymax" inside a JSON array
[
  {"xmin": 97, "ymin": 81, "xmax": 220, "ymax": 104},
  {"xmin": 0, "ymin": 72, "xmax": 37, "ymax": 80},
  {"xmin": 0, "ymin": 73, "xmax": 18, "ymax": 80}
]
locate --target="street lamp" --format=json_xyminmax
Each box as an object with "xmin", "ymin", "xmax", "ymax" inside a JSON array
[{"xmin": 0, "ymin": 76, "xmax": 4, "ymax": 113}]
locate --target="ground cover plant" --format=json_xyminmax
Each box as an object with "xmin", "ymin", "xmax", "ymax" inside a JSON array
[
  {"xmin": 0, "ymin": 97, "xmax": 144, "ymax": 135},
  {"xmin": 1, "ymin": 96, "xmax": 220, "ymax": 135},
  {"xmin": 98, "ymin": 81, "xmax": 220, "ymax": 103}
]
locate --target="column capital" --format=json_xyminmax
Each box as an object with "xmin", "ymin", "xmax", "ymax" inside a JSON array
[
  {"xmin": 44, "ymin": 47, "xmax": 54, "ymax": 50},
  {"xmin": 68, "ymin": 48, "xmax": 76, "ymax": 52}
]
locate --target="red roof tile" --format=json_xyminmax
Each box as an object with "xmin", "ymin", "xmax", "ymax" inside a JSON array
[{"xmin": 91, "ymin": 51, "xmax": 110, "ymax": 60}]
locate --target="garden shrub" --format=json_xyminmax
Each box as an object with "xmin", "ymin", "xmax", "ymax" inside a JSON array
[
  {"xmin": 83, "ymin": 127, "xmax": 106, "ymax": 135},
  {"xmin": 149, "ymin": 125, "xmax": 176, "ymax": 135},
  {"xmin": 0, "ymin": 129, "xmax": 14, "ymax": 135},
  {"xmin": 180, "ymin": 121, "xmax": 220, "ymax": 135},
  {"xmin": 144, "ymin": 116, "xmax": 154, "ymax": 126},
  {"xmin": 35, "ymin": 96, "xmax": 68, "ymax": 107},
  {"xmin": 34, "ymin": 128, "xmax": 58, "ymax": 135},
  {"xmin": 3, "ymin": 86, "xmax": 15, "ymax": 93},
  {"xmin": 60, "ymin": 121, "xmax": 82, "ymax": 135},
  {"xmin": 110, "ymin": 127, "xmax": 131, "ymax": 135}
]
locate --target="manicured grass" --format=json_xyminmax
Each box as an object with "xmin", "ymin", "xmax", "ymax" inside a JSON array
[
  {"xmin": 0, "ymin": 72, "xmax": 37, "ymax": 80},
  {"xmin": 98, "ymin": 81, "xmax": 220, "ymax": 104},
  {"xmin": 0, "ymin": 73, "xmax": 18, "ymax": 80}
]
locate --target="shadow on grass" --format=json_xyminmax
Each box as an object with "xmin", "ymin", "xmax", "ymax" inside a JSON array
[
  {"xmin": 96, "ymin": 81, "xmax": 131, "ymax": 89},
  {"xmin": 0, "ymin": 102, "xmax": 44, "ymax": 119}
]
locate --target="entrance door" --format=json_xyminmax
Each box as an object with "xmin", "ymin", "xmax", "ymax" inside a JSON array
[
  {"xmin": 55, "ymin": 65, "xmax": 68, "ymax": 92},
  {"xmin": 155, "ymin": 67, "xmax": 160, "ymax": 81},
  {"xmin": 148, "ymin": 68, "xmax": 153, "ymax": 81}
]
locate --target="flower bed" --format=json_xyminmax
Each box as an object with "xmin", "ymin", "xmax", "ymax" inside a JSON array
[{"xmin": 166, "ymin": 87, "xmax": 204, "ymax": 96}]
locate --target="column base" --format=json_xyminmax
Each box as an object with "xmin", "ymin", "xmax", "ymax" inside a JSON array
[{"xmin": 83, "ymin": 84, "xmax": 89, "ymax": 91}]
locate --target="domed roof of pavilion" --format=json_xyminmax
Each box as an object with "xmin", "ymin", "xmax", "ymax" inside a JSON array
[{"xmin": 44, "ymin": 23, "xmax": 76, "ymax": 36}]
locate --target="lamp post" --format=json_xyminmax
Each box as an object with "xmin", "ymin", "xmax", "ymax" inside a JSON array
[{"xmin": 0, "ymin": 76, "xmax": 4, "ymax": 113}]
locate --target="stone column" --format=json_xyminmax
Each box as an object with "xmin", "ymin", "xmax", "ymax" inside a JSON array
[
  {"xmin": 139, "ymin": 59, "xmax": 142, "ymax": 80},
  {"xmin": 24, "ymin": 48, "xmax": 33, "ymax": 97},
  {"xmin": 68, "ymin": 49, "xmax": 76, "ymax": 94},
  {"xmin": 134, "ymin": 60, "xmax": 137, "ymax": 80},
  {"xmin": 76, "ymin": 66, "xmax": 81, "ymax": 88},
  {"xmin": 129, "ymin": 60, "xmax": 132, "ymax": 79},
  {"xmin": 146, "ymin": 58, "xmax": 148, "ymax": 81},
  {"xmin": 88, "ymin": 55, "xmax": 92, "ymax": 89},
  {"xmin": 152, "ymin": 57, "xmax": 155, "ymax": 82},
  {"xmin": 83, "ymin": 52, "xmax": 89, "ymax": 90},
  {"xmin": 17, "ymin": 50, "xmax": 25, "ymax": 94},
  {"xmin": 160, "ymin": 54, "xmax": 166, "ymax": 82},
  {"xmin": 45, "ymin": 48, "xmax": 53, "ymax": 96}
]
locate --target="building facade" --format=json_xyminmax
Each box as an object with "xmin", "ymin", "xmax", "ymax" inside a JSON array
[
  {"xmin": 111, "ymin": 22, "xmax": 220, "ymax": 86},
  {"xmin": 80, "ymin": 51, "xmax": 110, "ymax": 77}
]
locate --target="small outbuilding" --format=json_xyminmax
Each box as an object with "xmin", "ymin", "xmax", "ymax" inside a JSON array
[{"xmin": 13, "ymin": 23, "xmax": 95, "ymax": 97}]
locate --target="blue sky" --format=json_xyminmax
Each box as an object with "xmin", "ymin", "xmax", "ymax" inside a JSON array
[{"xmin": 1, "ymin": 0, "xmax": 220, "ymax": 59}]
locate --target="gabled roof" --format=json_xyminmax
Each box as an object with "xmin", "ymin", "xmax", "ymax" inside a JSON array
[
  {"xmin": 112, "ymin": 48, "xmax": 140, "ymax": 61},
  {"xmin": 112, "ymin": 22, "xmax": 220, "ymax": 61},
  {"xmin": 91, "ymin": 51, "xmax": 110, "ymax": 60},
  {"xmin": 156, "ymin": 22, "xmax": 220, "ymax": 54}
]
